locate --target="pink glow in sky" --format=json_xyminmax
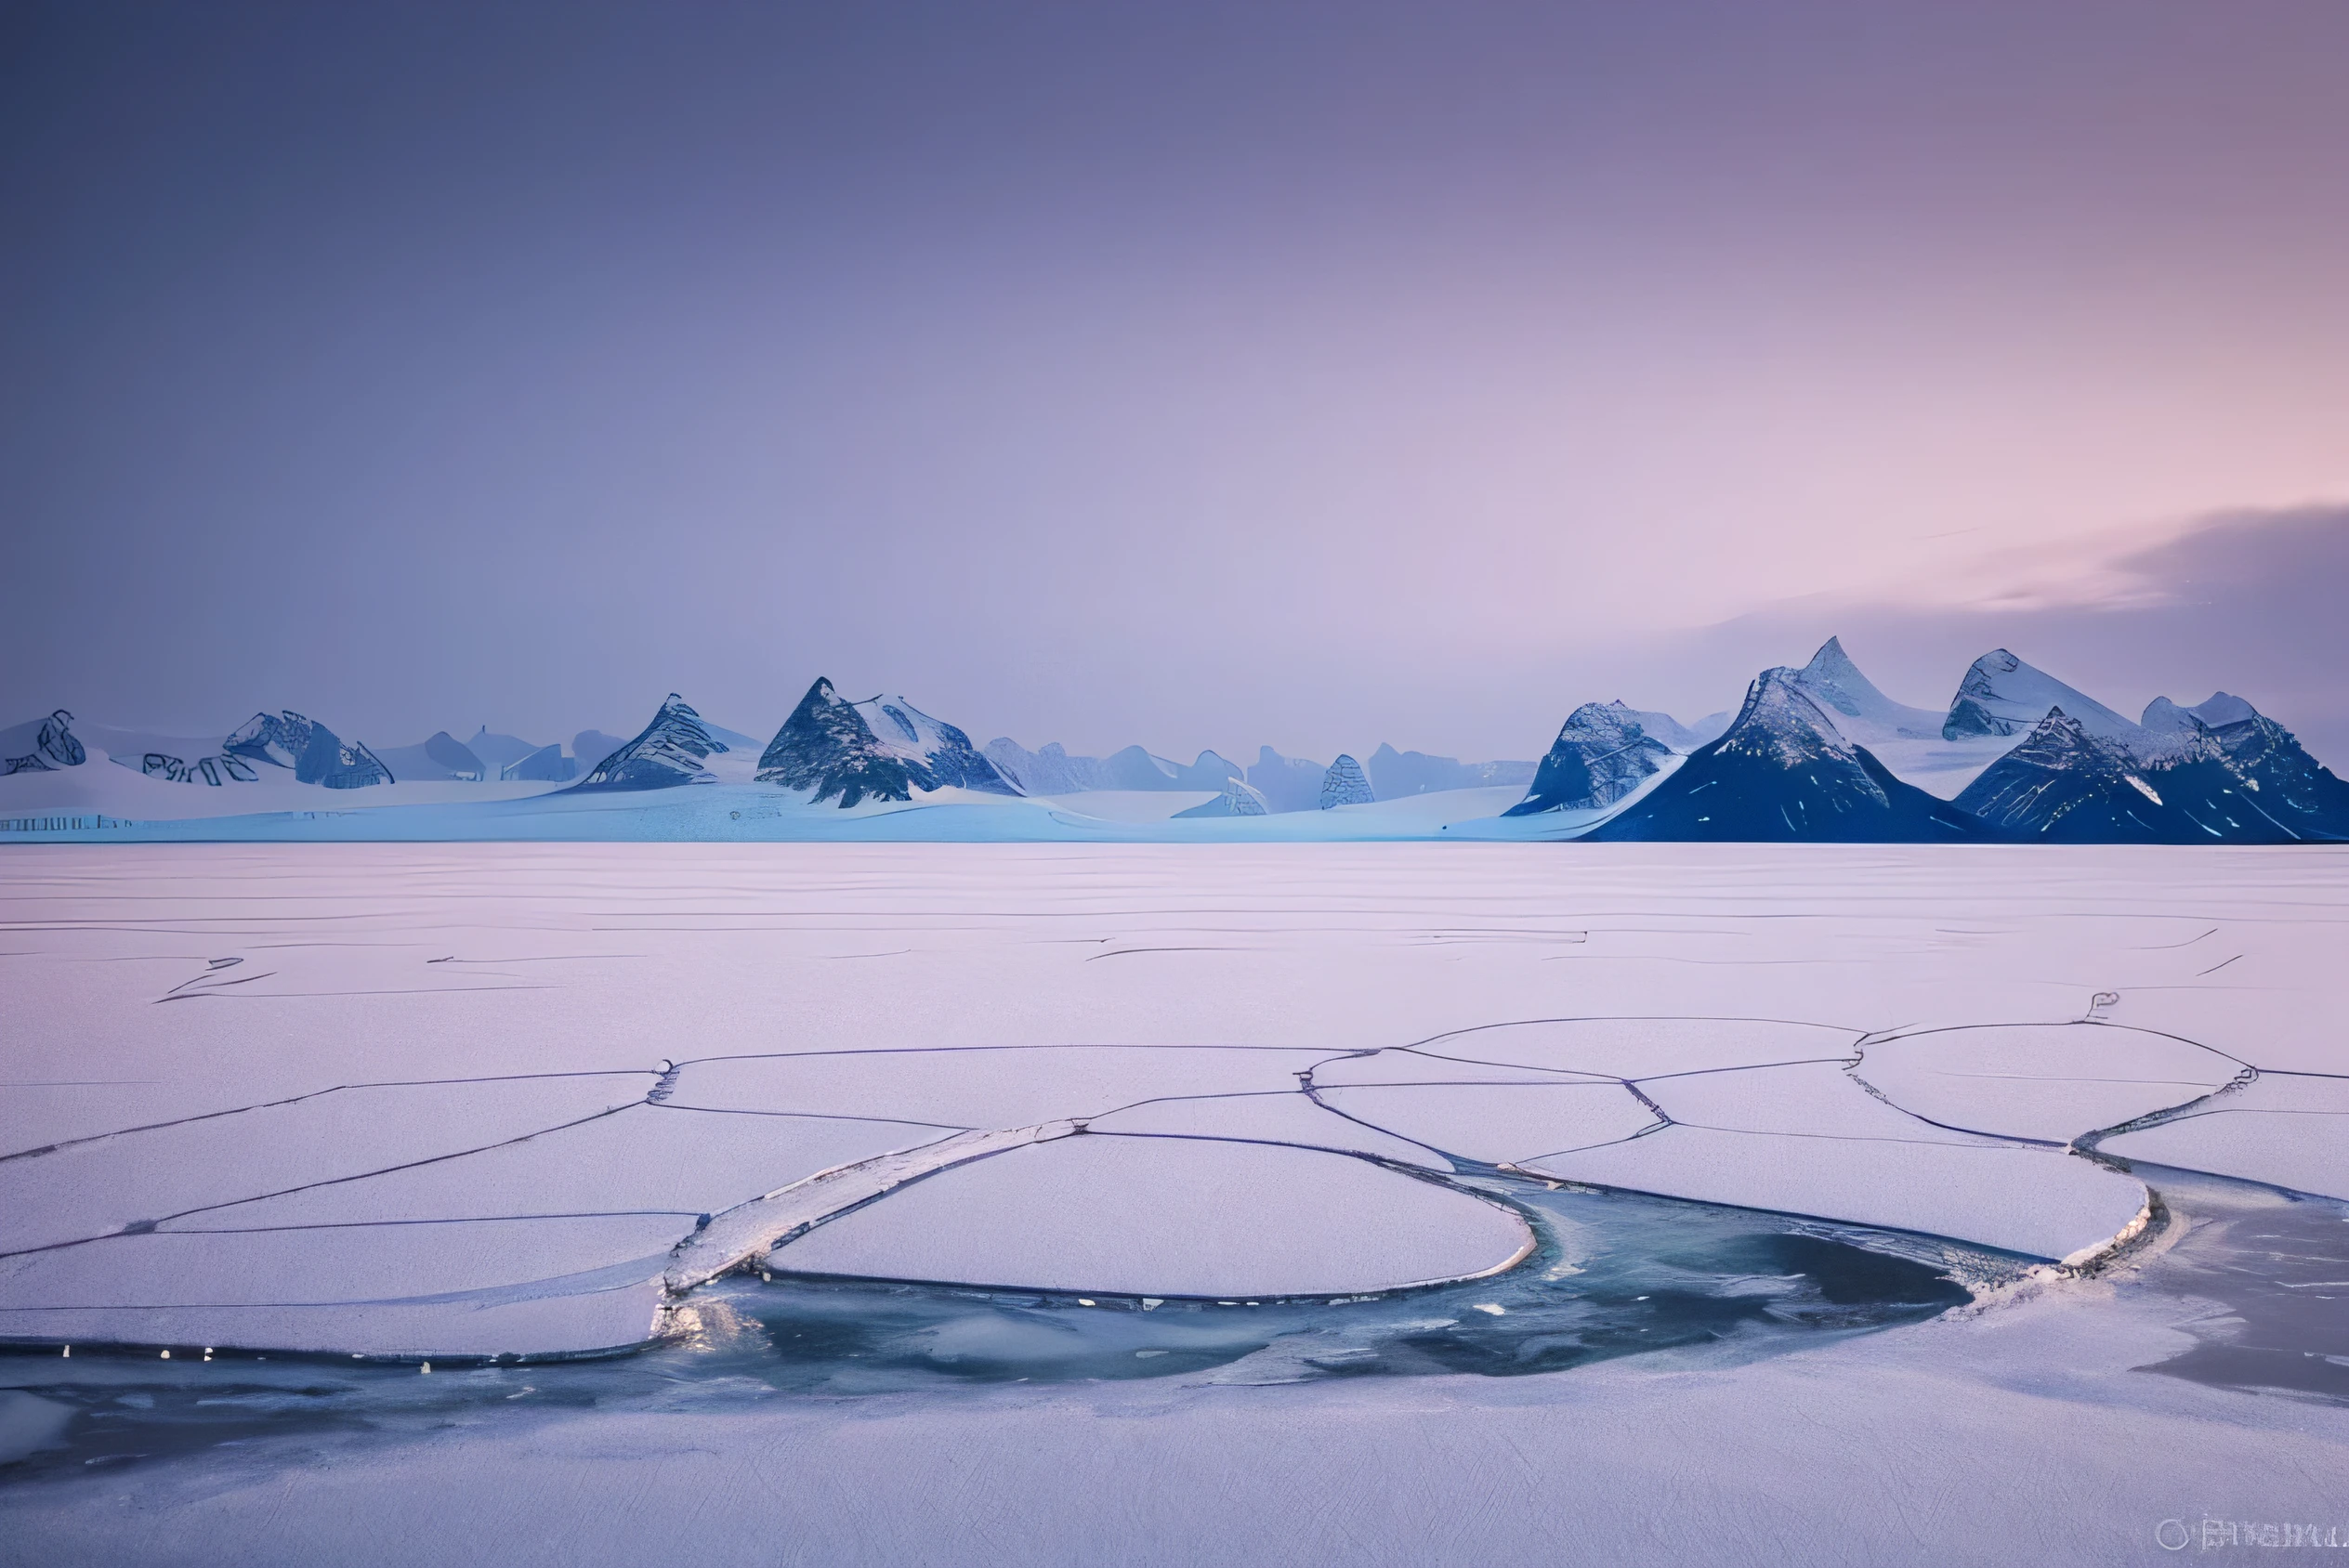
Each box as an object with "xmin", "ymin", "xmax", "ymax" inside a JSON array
[{"xmin": 4, "ymin": 2, "xmax": 2346, "ymax": 758}]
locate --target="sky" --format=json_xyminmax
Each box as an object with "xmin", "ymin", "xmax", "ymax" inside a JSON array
[{"xmin": 5, "ymin": 1, "xmax": 2347, "ymax": 764}]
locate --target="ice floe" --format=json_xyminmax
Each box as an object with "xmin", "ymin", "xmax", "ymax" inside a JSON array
[
  {"xmin": 2099, "ymin": 1070, "xmax": 2349, "ymax": 1200},
  {"xmin": 1854, "ymin": 1022, "xmax": 2244, "ymax": 1144},
  {"xmin": 767, "ymin": 1133, "xmax": 1535, "ymax": 1297},
  {"xmin": 0, "ymin": 841, "xmax": 2342, "ymax": 1359}
]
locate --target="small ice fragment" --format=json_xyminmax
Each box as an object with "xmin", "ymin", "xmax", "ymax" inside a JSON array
[
  {"xmin": 160, "ymin": 1350, "xmax": 170, "ymax": 1359},
  {"xmin": 760, "ymin": 1272, "xmax": 772, "ymax": 1283},
  {"xmin": 1635, "ymin": 1296, "xmax": 1648, "ymax": 1301},
  {"xmin": 1140, "ymin": 1298, "xmax": 1162, "ymax": 1311},
  {"xmin": 60, "ymin": 1346, "xmax": 69, "ymax": 1358},
  {"xmin": 1472, "ymin": 1303, "xmax": 1505, "ymax": 1316},
  {"xmin": 1077, "ymin": 1299, "xmax": 1096, "ymax": 1307},
  {"xmin": 420, "ymin": 1362, "xmax": 432, "ymax": 1375}
]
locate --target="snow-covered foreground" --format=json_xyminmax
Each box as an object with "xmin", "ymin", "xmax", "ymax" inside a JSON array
[{"xmin": 2, "ymin": 843, "xmax": 2344, "ymax": 1563}]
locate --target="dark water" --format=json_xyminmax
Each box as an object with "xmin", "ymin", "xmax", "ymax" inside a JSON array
[{"xmin": 0, "ymin": 1174, "xmax": 1993, "ymax": 1481}]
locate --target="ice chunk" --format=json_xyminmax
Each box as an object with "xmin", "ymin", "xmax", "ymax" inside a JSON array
[
  {"xmin": 1856, "ymin": 1023, "xmax": 2242, "ymax": 1144},
  {"xmin": 1527, "ymin": 1060, "xmax": 2150, "ymax": 1261},
  {"xmin": 769, "ymin": 1133, "xmax": 1534, "ymax": 1297},
  {"xmin": 2098, "ymin": 1071, "xmax": 2349, "ymax": 1200}
]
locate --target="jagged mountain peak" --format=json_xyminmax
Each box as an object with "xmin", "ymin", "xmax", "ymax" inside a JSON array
[
  {"xmin": 2185, "ymin": 692, "xmax": 2259, "ymax": 728},
  {"xmin": 573, "ymin": 694, "xmax": 727, "ymax": 791},
  {"xmin": 1783, "ymin": 636, "xmax": 1945, "ymax": 742},
  {"xmin": 0, "ymin": 710, "xmax": 85, "ymax": 776},
  {"xmin": 758, "ymin": 678, "xmax": 1015, "ymax": 807},
  {"xmin": 1581, "ymin": 662, "xmax": 1996, "ymax": 842},
  {"xmin": 1319, "ymin": 754, "xmax": 1373, "ymax": 809},
  {"xmin": 221, "ymin": 709, "xmax": 392, "ymax": 789},
  {"xmin": 2001, "ymin": 706, "xmax": 2129, "ymax": 768},
  {"xmin": 1943, "ymin": 649, "xmax": 2140, "ymax": 745},
  {"xmin": 1504, "ymin": 701, "xmax": 1674, "ymax": 817},
  {"xmin": 1715, "ymin": 667, "xmax": 1866, "ymax": 773},
  {"xmin": 1953, "ymin": 700, "xmax": 2340, "ymax": 843}
]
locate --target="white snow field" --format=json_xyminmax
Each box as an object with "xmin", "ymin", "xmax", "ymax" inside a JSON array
[{"xmin": 2, "ymin": 842, "xmax": 2346, "ymax": 1563}]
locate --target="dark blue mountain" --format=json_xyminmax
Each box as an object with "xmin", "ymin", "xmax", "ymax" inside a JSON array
[
  {"xmin": 758, "ymin": 680, "xmax": 1017, "ymax": 807},
  {"xmin": 1958, "ymin": 703, "xmax": 2348, "ymax": 843},
  {"xmin": 1583, "ymin": 668, "xmax": 1995, "ymax": 843}
]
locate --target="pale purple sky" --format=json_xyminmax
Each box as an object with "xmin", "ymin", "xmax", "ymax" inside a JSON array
[{"xmin": 5, "ymin": 2, "xmax": 2346, "ymax": 762}]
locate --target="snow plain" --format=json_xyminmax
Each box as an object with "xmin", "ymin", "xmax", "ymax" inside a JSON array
[{"xmin": 2, "ymin": 842, "xmax": 2345, "ymax": 1562}]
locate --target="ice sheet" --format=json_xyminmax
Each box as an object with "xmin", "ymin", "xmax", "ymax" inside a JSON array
[
  {"xmin": 2100, "ymin": 1070, "xmax": 2349, "ymax": 1199},
  {"xmin": 1529, "ymin": 1127, "xmax": 2146, "ymax": 1261},
  {"xmin": 1346, "ymin": 1017, "xmax": 1861, "ymax": 1079},
  {"xmin": 664, "ymin": 1045, "xmax": 1328, "ymax": 1130},
  {"xmin": 0, "ymin": 1216, "xmax": 682, "ymax": 1314},
  {"xmin": 1856, "ymin": 1022, "xmax": 2243, "ymax": 1144},
  {"xmin": 172, "ymin": 1104, "xmax": 931, "ymax": 1229},
  {"xmin": 0, "ymin": 840, "xmax": 2343, "ymax": 1564},
  {"xmin": 770, "ymin": 1133, "xmax": 1534, "ymax": 1296},
  {"xmin": 0, "ymin": 1076, "xmax": 650, "ymax": 1252},
  {"xmin": 1081, "ymin": 1089, "xmax": 1451, "ymax": 1169},
  {"xmin": 1313, "ymin": 1082, "xmax": 1659, "ymax": 1163},
  {"xmin": 1523, "ymin": 1057, "xmax": 2150, "ymax": 1259},
  {"xmin": 2, "ymin": 842, "xmax": 2342, "ymax": 1357}
]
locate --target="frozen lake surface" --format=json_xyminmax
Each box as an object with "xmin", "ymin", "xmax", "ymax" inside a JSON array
[{"xmin": 2, "ymin": 843, "xmax": 2345, "ymax": 1563}]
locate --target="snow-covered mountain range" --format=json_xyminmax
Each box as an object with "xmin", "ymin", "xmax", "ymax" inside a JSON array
[
  {"xmin": 1583, "ymin": 667, "xmax": 1991, "ymax": 843},
  {"xmin": 5, "ymin": 640, "xmax": 2343, "ymax": 843}
]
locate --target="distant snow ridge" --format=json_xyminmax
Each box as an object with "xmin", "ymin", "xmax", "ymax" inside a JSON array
[
  {"xmin": 1959, "ymin": 699, "xmax": 2349, "ymax": 843},
  {"xmin": 1587, "ymin": 667, "xmax": 1993, "ymax": 842},
  {"xmin": 757, "ymin": 679, "xmax": 1017, "ymax": 807},
  {"xmin": 1319, "ymin": 753, "xmax": 1373, "ymax": 808},
  {"xmin": 1784, "ymin": 637, "xmax": 1945, "ymax": 742},
  {"xmin": 503, "ymin": 743, "xmax": 574, "ymax": 782},
  {"xmin": 572, "ymin": 694, "xmax": 728, "ymax": 791},
  {"xmin": 425, "ymin": 732, "xmax": 486, "ymax": 779},
  {"xmin": 983, "ymin": 739, "xmax": 1107, "ymax": 794},
  {"xmin": 1605, "ymin": 704, "xmax": 1726, "ymax": 753},
  {"xmin": 1174, "ymin": 776, "xmax": 1271, "ymax": 818},
  {"xmin": 1942, "ymin": 649, "xmax": 2140, "ymax": 745},
  {"xmin": 0, "ymin": 711, "xmax": 85, "ymax": 776},
  {"xmin": 221, "ymin": 711, "xmax": 392, "ymax": 788},
  {"xmin": 1363, "ymin": 743, "xmax": 1536, "ymax": 797},
  {"xmin": 1247, "ymin": 746, "xmax": 1328, "ymax": 813},
  {"xmin": 982, "ymin": 739, "xmax": 1245, "ymax": 794},
  {"xmin": 1506, "ymin": 702, "xmax": 1674, "ymax": 816}
]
